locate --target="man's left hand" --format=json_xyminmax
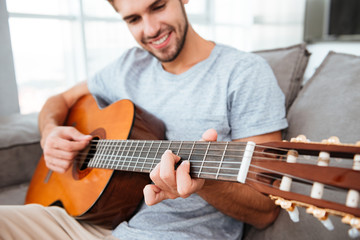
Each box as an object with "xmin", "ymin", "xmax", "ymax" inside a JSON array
[{"xmin": 143, "ymin": 129, "xmax": 218, "ymax": 205}]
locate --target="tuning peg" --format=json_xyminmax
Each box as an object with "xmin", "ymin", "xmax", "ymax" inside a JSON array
[
  {"xmin": 273, "ymin": 197, "xmax": 300, "ymax": 222},
  {"xmin": 306, "ymin": 206, "xmax": 334, "ymax": 231},
  {"xmin": 290, "ymin": 135, "xmax": 310, "ymax": 143},
  {"xmin": 342, "ymin": 215, "xmax": 360, "ymax": 238},
  {"xmin": 286, "ymin": 206, "xmax": 300, "ymax": 223},
  {"xmin": 348, "ymin": 228, "xmax": 360, "ymax": 239}
]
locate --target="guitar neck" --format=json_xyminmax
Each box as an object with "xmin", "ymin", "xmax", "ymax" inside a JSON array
[
  {"xmin": 83, "ymin": 138, "xmax": 360, "ymax": 218},
  {"xmin": 86, "ymin": 139, "xmax": 251, "ymax": 183}
]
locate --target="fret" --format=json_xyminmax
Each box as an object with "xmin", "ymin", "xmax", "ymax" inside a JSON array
[
  {"xmin": 223, "ymin": 142, "xmax": 245, "ymax": 181},
  {"xmin": 106, "ymin": 140, "xmax": 116, "ymax": 169},
  {"xmin": 94, "ymin": 140, "xmax": 106, "ymax": 168},
  {"xmin": 198, "ymin": 142, "xmax": 211, "ymax": 178},
  {"xmin": 121, "ymin": 140, "xmax": 134, "ymax": 170},
  {"xmin": 88, "ymin": 141, "xmax": 97, "ymax": 167},
  {"xmin": 112, "ymin": 140, "xmax": 123, "ymax": 170},
  {"xmin": 167, "ymin": 140, "xmax": 173, "ymax": 152},
  {"xmin": 151, "ymin": 141, "xmax": 162, "ymax": 171},
  {"xmin": 216, "ymin": 142, "xmax": 228, "ymax": 179},
  {"xmin": 133, "ymin": 141, "xmax": 146, "ymax": 172},
  {"xmin": 141, "ymin": 141, "xmax": 154, "ymax": 173},
  {"xmin": 126, "ymin": 140, "xmax": 140, "ymax": 171},
  {"xmin": 106, "ymin": 140, "xmax": 115, "ymax": 168},
  {"xmin": 118, "ymin": 141, "xmax": 129, "ymax": 170},
  {"xmin": 188, "ymin": 141, "xmax": 196, "ymax": 161},
  {"xmin": 188, "ymin": 142, "xmax": 245, "ymax": 181},
  {"xmin": 175, "ymin": 141, "xmax": 183, "ymax": 156}
]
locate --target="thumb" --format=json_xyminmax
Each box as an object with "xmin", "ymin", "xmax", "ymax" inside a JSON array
[
  {"xmin": 201, "ymin": 129, "xmax": 218, "ymax": 142},
  {"xmin": 66, "ymin": 127, "xmax": 92, "ymax": 141}
]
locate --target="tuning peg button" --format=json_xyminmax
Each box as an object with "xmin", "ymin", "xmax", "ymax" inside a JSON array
[
  {"xmin": 290, "ymin": 135, "xmax": 309, "ymax": 143},
  {"xmin": 321, "ymin": 218, "xmax": 335, "ymax": 231},
  {"xmin": 273, "ymin": 197, "xmax": 300, "ymax": 222},
  {"xmin": 322, "ymin": 136, "xmax": 340, "ymax": 144},
  {"xmin": 287, "ymin": 206, "xmax": 300, "ymax": 223},
  {"xmin": 306, "ymin": 206, "xmax": 334, "ymax": 231},
  {"xmin": 348, "ymin": 228, "xmax": 360, "ymax": 239}
]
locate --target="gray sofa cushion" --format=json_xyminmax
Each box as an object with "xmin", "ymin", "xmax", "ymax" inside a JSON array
[
  {"xmin": 255, "ymin": 43, "xmax": 310, "ymax": 110},
  {"xmin": 0, "ymin": 183, "xmax": 29, "ymax": 205},
  {"xmin": 244, "ymin": 51, "xmax": 360, "ymax": 240},
  {"xmin": 0, "ymin": 113, "xmax": 42, "ymax": 190},
  {"xmin": 285, "ymin": 51, "xmax": 360, "ymax": 143}
]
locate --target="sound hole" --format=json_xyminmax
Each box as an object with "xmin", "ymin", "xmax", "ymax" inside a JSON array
[
  {"xmin": 73, "ymin": 136, "xmax": 100, "ymax": 180},
  {"xmin": 79, "ymin": 136, "xmax": 100, "ymax": 170}
]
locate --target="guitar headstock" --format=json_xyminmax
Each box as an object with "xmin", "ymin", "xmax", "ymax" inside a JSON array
[{"xmin": 247, "ymin": 135, "xmax": 360, "ymax": 238}]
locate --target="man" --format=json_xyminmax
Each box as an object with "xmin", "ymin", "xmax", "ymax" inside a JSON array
[{"xmin": 0, "ymin": 0, "xmax": 288, "ymax": 239}]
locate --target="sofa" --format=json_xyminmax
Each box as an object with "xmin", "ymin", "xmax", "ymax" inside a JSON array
[{"xmin": 0, "ymin": 43, "xmax": 359, "ymax": 239}]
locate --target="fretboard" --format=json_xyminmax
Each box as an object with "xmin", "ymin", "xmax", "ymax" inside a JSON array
[{"xmin": 86, "ymin": 140, "xmax": 250, "ymax": 182}]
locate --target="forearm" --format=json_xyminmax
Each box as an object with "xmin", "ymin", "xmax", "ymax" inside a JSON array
[
  {"xmin": 197, "ymin": 180, "xmax": 279, "ymax": 229},
  {"xmin": 39, "ymin": 94, "xmax": 70, "ymax": 146},
  {"xmin": 39, "ymin": 81, "xmax": 90, "ymax": 147}
]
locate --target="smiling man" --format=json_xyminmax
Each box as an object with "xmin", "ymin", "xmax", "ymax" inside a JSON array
[
  {"xmin": 0, "ymin": 0, "xmax": 288, "ymax": 239},
  {"xmin": 122, "ymin": 0, "xmax": 189, "ymax": 63}
]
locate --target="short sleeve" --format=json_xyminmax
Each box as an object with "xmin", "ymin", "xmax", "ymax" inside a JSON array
[
  {"xmin": 87, "ymin": 48, "xmax": 138, "ymax": 109},
  {"xmin": 228, "ymin": 54, "xmax": 288, "ymax": 140}
]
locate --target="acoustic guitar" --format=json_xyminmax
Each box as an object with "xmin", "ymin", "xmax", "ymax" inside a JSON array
[{"xmin": 26, "ymin": 95, "xmax": 360, "ymax": 237}]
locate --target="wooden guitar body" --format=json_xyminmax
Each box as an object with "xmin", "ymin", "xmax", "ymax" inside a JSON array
[{"xmin": 25, "ymin": 95, "xmax": 165, "ymax": 229}]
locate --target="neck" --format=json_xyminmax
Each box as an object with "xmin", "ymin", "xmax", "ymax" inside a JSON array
[
  {"xmin": 85, "ymin": 139, "xmax": 251, "ymax": 182},
  {"xmin": 161, "ymin": 26, "xmax": 215, "ymax": 75}
]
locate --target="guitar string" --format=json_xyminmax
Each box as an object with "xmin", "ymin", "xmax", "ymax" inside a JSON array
[
  {"xmin": 72, "ymin": 141, "xmax": 351, "ymax": 186},
  {"xmin": 74, "ymin": 144, "xmax": 323, "ymax": 165},
  {"xmin": 85, "ymin": 138, "xmax": 360, "ymax": 160},
  {"xmin": 76, "ymin": 140, "xmax": 287, "ymax": 159},
  {"xmin": 67, "ymin": 139, "xmax": 355, "ymax": 194},
  {"xmin": 72, "ymin": 154, "xmax": 348, "ymax": 193},
  {"xmin": 72, "ymin": 156, "xmax": 346, "ymax": 194},
  {"xmin": 77, "ymin": 139, "xmax": 341, "ymax": 163}
]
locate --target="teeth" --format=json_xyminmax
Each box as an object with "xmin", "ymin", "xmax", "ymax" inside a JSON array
[{"xmin": 153, "ymin": 34, "xmax": 168, "ymax": 45}]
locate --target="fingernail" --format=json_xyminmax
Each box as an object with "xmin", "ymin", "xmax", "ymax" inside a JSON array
[{"xmin": 181, "ymin": 160, "xmax": 190, "ymax": 165}]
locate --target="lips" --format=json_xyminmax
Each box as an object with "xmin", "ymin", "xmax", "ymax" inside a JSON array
[{"xmin": 149, "ymin": 32, "xmax": 172, "ymax": 49}]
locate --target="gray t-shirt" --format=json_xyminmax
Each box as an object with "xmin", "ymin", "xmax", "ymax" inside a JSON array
[{"xmin": 88, "ymin": 44, "xmax": 288, "ymax": 240}]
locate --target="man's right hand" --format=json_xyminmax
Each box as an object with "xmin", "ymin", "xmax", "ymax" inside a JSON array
[{"xmin": 41, "ymin": 126, "xmax": 92, "ymax": 173}]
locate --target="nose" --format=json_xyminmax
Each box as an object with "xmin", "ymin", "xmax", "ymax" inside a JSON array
[{"xmin": 143, "ymin": 15, "xmax": 160, "ymax": 38}]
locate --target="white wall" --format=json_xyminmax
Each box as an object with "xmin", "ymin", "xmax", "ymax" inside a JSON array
[
  {"xmin": 0, "ymin": 0, "xmax": 19, "ymax": 116},
  {"xmin": 304, "ymin": 42, "xmax": 360, "ymax": 82}
]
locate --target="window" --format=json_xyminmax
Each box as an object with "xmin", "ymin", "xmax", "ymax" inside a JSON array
[{"xmin": 7, "ymin": 0, "xmax": 305, "ymax": 114}]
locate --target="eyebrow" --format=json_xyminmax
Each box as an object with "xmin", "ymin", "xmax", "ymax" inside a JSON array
[{"xmin": 122, "ymin": 0, "xmax": 164, "ymax": 22}]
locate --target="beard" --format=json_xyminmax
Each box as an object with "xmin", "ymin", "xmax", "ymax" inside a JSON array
[{"xmin": 141, "ymin": 4, "xmax": 189, "ymax": 62}]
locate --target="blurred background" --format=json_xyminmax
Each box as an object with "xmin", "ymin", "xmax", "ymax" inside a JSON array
[{"xmin": 1, "ymin": 0, "xmax": 360, "ymax": 114}]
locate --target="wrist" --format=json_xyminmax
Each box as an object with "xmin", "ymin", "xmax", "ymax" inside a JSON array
[{"xmin": 40, "ymin": 123, "xmax": 58, "ymax": 148}]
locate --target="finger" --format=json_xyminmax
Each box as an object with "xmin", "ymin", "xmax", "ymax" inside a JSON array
[
  {"xmin": 149, "ymin": 162, "xmax": 161, "ymax": 184},
  {"xmin": 46, "ymin": 164, "xmax": 67, "ymax": 174},
  {"xmin": 44, "ymin": 148, "xmax": 78, "ymax": 161},
  {"xmin": 143, "ymin": 184, "xmax": 164, "ymax": 206},
  {"xmin": 159, "ymin": 150, "xmax": 181, "ymax": 189},
  {"xmin": 45, "ymin": 156, "xmax": 73, "ymax": 173},
  {"xmin": 47, "ymin": 137, "xmax": 90, "ymax": 152},
  {"xmin": 59, "ymin": 127, "xmax": 93, "ymax": 142},
  {"xmin": 201, "ymin": 128, "xmax": 218, "ymax": 142},
  {"xmin": 176, "ymin": 160, "xmax": 205, "ymax": 197}
]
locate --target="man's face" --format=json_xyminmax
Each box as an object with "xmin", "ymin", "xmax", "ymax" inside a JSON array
[{"xmin": 114, "ymin": 0, "xmax": 189, "ymax": 62}]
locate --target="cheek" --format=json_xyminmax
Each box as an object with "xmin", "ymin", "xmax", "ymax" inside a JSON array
[{"xmin": 128, "ymin": 26, "xmax": 143, "ymax": 44}]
